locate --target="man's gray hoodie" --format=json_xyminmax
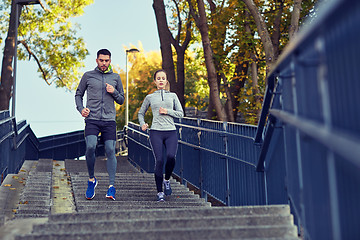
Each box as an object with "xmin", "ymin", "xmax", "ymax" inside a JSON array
[{"xmin": 75, "ymin": 66, "xmax": 124, "ymax": 121}]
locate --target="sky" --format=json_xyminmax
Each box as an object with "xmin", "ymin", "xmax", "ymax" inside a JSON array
[{"xmin": 7, "ymin": 0, "xmax": 160, "ymax": 137}]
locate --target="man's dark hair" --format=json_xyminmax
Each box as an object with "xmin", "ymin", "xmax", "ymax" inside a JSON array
[{"xmin": 97, "ymin": 49, "xmax": 111, "ymax": 58}]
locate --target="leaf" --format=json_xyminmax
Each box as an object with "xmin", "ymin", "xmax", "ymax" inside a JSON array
[
  {"xmin": 4, "ymin": 184, "xmax": 11, "ymax": 187},
  {"xmin": 12, "ymin": 176, "xmax": 19, "ymax": 179},
  {"xmin": 53, "ymin": 186, "xmax": 60, "ymax": 189}
]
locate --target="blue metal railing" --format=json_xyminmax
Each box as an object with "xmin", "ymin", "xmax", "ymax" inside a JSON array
[
  {"xmin": 37, "ymin": 130, "xmax": 86, "ymax": 160},
  {"xmin": 254, "ymin": 0, "xmax": 360, "ymax": 239},
  {"xmin": 0, "ymin": 110, "xmax": 37, "ymax": 183},
  {"xmin": 1, "ymin": 110, "xmax": 126, "ymax": 184},
  {"xmin": 126, "ymin": 119, "xmax": 265, "ymax": 206}
]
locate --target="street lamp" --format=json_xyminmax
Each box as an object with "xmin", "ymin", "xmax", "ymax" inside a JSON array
[
  {"xmin": 125, "ymin": 48, "xmax": 139, "ymax": 126},
  {"xmin": 12, "ymin": 0, "xmax": 41, "ymax": 117}
]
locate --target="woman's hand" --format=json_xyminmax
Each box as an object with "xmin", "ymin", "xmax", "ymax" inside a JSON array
[
  {"xmin": 159, "ymin": 107, "xmax": 167, "ymax": 115},
  {"xmin": 141, "ymin": 123, "xmax": 149, "ymax": 131}
]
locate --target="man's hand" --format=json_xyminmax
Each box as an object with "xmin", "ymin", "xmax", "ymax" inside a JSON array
[
  {"xmin": 141, "ymin": 123, "xmax": 149, "ymax": 131},
  {"xmin": 81, "ymin": 108, "xmax": 90, "ymax": 117},
  {"xmin": 106, "ymin": 83, "xmax": 115, "ymax": 93}
]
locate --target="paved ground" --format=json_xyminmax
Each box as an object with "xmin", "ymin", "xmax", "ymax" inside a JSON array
[{"xmin": 0, "ymin": 155, "xmax": 139, "ymax": 240}]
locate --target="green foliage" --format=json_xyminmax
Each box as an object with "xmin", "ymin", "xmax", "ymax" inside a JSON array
[
  {"xmin": 115, "ymin": 42, "xmax": 210, "ymax": 130},
  {"xmin": 115, "ymin": 43, "xmax": 162, "ymax": 130},
  {"xmin": 183, "ymin": 47, "xmax": 208, "ymax": 110},
  {"xmin": 0, "ymin": 0, "xmax": 93, "ymax": 90}
]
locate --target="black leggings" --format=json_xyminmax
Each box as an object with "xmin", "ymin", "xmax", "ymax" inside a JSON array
[{"xmin": 149, "ymin": 130, "xmax": 178, "ymax": 192}]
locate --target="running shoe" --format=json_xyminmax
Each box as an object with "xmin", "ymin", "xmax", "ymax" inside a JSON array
[
  {"xmin": 106, "ymin": 186, "xmax": 116, "ymax": 200},
  {"xmin": 163, "ymin": 179, "xmax": 172, "ymax": 196},
  {"xmin": 85, "ymin": 177, "xmax": 98, "ymax": 200},
  {"xmin": 157, "ymin": 192, "xmax": 165, "ymax": 202}
]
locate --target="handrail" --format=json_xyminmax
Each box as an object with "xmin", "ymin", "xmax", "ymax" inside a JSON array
[
  {"xmin": 39, "ymin": 139, "xmax": 86, "ymax": 152},
  {"xmin": 270, "ymin": 109, "xmax": 360, "ymax": 168},
  {"xmin": 0, "ymin": 131, "xmax": 15, "ymax": 145},
  {"xmin": 178, "ymin": 140, "xmax": 257, "ymax": 168},
  {"xmin": 254, "ymin": 75, "xmax": 276, "ymax": 144},
  {"xmin": 175, "ymin": 122, "xmax": 255, "ymax": 141}
]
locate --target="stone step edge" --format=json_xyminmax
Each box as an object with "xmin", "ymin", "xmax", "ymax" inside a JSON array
[
  {"xmin": 16, "ymin": 225, "xmax": 298, "ymax": 239},
  {"xmin": 48, "ymin": 205, "xmax": 290, "ymax": 221},
  {"xmin": 37, "ymin": 214, "xmax": 293, "ymax": 226}
]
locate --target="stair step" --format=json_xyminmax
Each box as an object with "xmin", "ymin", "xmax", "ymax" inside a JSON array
[
  {"xmin": 15, "ymin": 225, "xmax": 298, "ymax": 240},
  {"xmin": 49, "ymin": 205, "xmax": 290, "ymax": 222},
  {"xmin": 76, "ymin": 202, "xmax": 211, "ymax": 211},
  {"xmin": 3, "ymin": 157, "xmax": 299, "ymax": 240},
  {"xmin": 32, "ymin": 215, "xmax": 294, "ymax": 234}
]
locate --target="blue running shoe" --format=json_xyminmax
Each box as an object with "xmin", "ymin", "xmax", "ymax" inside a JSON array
[
  {"xmin": 157, "ymin": 192, "xmax": 165, "ymax": 202},
  {"xmin": 163, "ymin": 179, "xmax": 172, "ymax": 196},
  {"xmin": 85, "ymin": 178, "xmax": 98, "ymax": 200},
  {"xmin": 106, "ymin": 186, "xmax": 116, "ymax": 200}
]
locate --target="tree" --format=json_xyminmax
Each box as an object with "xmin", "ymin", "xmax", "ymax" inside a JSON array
[
  {"xmin": 115, "ymin": 42, "xmax": 209, "ymax": 130},
  {"xmin": 115, "ymin": 43, "xmax": 163, "ymax": 129},
  {"xmin": 184, "ymin": 0, "xmax": 317, "ymax": 123},
  {"xmin": 0, "ymin": 0, "xmax": 93, "ymax": 110},
  {"xmin": 153, "ymin": 0, "xmax": 193, "ymax": 112},
  {"xmin": 188, "ymin": 0, "xmax": 227, "ymax": 121}
]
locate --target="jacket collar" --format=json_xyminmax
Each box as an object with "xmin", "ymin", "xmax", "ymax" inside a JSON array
[{"xmin": 95, "ymin": 65, "xmax": 113, "ymax": 74}]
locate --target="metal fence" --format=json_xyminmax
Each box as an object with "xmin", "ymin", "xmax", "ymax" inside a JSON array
[
  {"xmin": 255, "ymin": 0, "xmax": 360, "ymax": 239},
  {"xmin": 1, "ymin": 110, "xmax": 126, "ymax": 185},
  {"xmin": 0, "ymin": 110, "xmax": 37, "ymax": 183},
  {"xmin": 127, "ymin": 119, "xmax": 265, "ymax": 206}
]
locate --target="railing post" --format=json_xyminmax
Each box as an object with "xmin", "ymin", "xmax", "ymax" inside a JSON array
[
  {"xmin": 197, "ymin": 118, "xmax": 203, "ymax": 198},
  {"xmin": 223, "ymin": 121, "xmax": 230, "ymax": 206},
  {"xmin": 178, "ymin": 118, "xmax": 184, "ymax": 184}
]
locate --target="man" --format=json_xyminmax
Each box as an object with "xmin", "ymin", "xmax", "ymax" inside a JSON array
[{"xmin": 75, "ymin": 49, "xmax": 124, "ymax": 200}]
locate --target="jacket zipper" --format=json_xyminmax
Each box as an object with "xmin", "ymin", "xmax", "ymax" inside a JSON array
[{"xmin": 101, "ymin": 73, "xmax": 105, "ymax": 119}]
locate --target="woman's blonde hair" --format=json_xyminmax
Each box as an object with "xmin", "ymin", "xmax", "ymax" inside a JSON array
[{"xmin": 153, "ymin": 69, "xmax": 170, "ymax": 91}]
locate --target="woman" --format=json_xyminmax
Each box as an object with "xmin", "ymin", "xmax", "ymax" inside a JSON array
[{"xmin": 138, "ymin": 69, "xmax": 184, "ymax": 201}]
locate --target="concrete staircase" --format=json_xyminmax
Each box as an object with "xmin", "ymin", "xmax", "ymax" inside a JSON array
[
  {"xmin": 15, "ymin": 159, "xmax": 53, "ymax": 218},
  {"xmin": 0, "ymin": 157, "xmax": 300, "ymax": 240}
]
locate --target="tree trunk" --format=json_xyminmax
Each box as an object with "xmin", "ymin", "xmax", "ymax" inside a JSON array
[
  {"xmin": 271, "ymin": 1, "xmax": 284, "ymax": 60},
  {"xmin": 289, "ymin": 0, "xmax": 303, "ymax": 40},
  {"xmin": 242, "ymin": 0, "xmax": 275, "ymax": 74},
  {"xmin": 0, "ymin": 0, "xmax": 20, "ymax": 111},
  {"xmin": 153, "ymin": 0, "xmax": 176, "ymax": 92},
  {"xmin": 153, "ymin": 0, "xmax": 191, "ymax": 113},
  {"xmin": 245, "ymin": 10, "xmax": 260, "ymax": 120},
  {"xmin": 227, "ymin": 58, "xmax": 247, "ymax": 122},
  {"xmin": 174, "ymin": 49, "xmax": 185, "ymax": 109},
  {"xmin": 189, "ymin": 0, "xmax": 227, "ymax": 121}
]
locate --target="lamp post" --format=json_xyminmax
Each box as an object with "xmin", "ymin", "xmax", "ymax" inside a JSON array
[
  {"xmin": 125, "ymin": 48, "xmax": 139, "ymax": 126},
  {"xmin": 12, "ymin": 0, "xmax": 41, "ymax": 117}
]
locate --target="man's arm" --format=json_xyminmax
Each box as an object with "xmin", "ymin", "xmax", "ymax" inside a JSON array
[{"xmin": 75, "ymin": 73, "xmax": 88, "ymax": 114}]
